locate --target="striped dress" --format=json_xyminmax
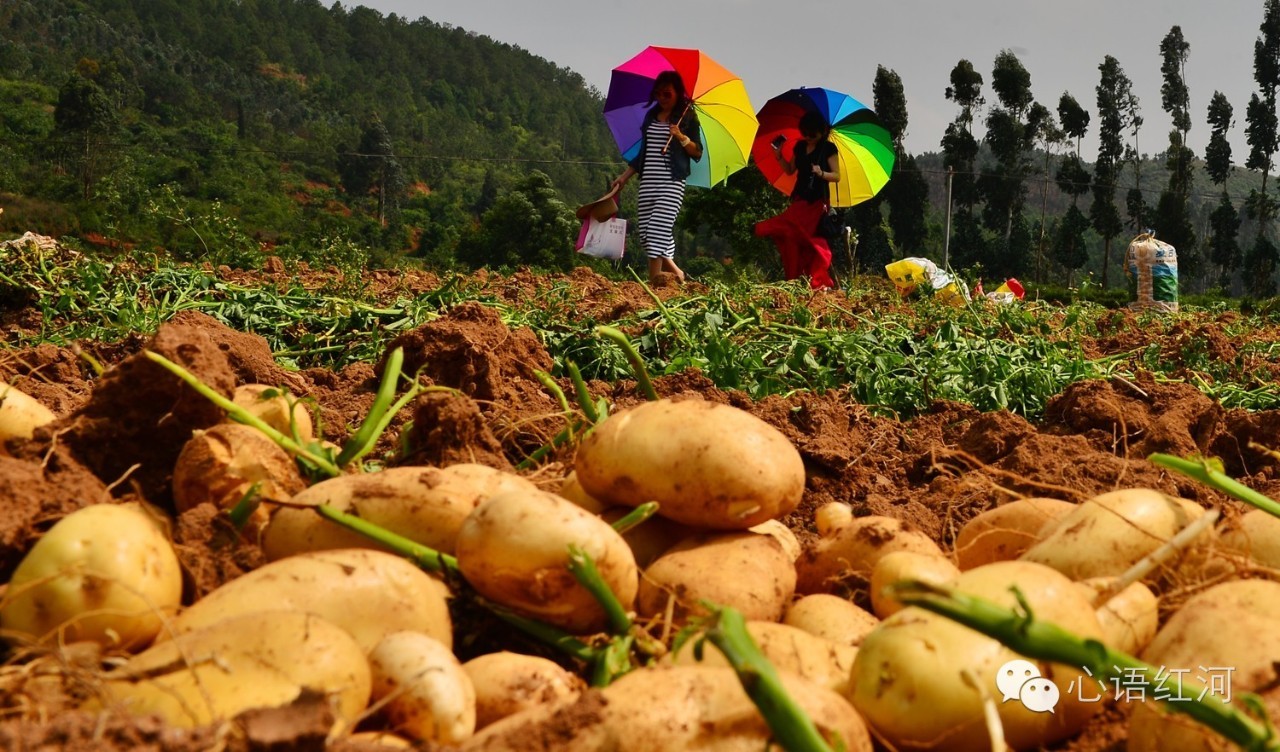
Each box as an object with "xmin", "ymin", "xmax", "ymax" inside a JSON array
[{"xmin": 636, "ymin": 117, "xmax": 686, "ymax": 260}]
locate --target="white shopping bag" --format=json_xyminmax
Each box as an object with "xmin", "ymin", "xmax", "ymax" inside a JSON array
[{"xmin": 575, "ymin": 216, "xmax": 626, "ymax": 260}]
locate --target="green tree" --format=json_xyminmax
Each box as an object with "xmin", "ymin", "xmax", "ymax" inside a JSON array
[
  {"xmin": 339, "ymin": 114, "xmax": 407, "ymax": 226},
  {"xmin": 1154, "ymin": 25, "xmax": 1198, "ymax": 286},
  {"xmin": 979, "ymin": 50, "xmax": 1037, "ymax": 251},
  {"xmin": 1055, "ymin": 203, "xmax": 1092, "ymax": 286},
  {"xmin": 941, "ymin": 59, "xmax": 986, "ymax": 268},
  {"xmin": 53, "ymin": 64, "xmax": 118, "ymax": 200},
  {"xmin": 1091, "ymin": 55, "xmax": 1133, "ymax": 287},
  {"xmin": 1245, "ymin": 0, "xmax": 1280, "ymax": 295},
  {"xmin": 1205, "ymin": 91, "xmax": 1240, "ymax": 288},
  {"xmin": 871, "ymin": 65, "xmax": 929, "ymax": 258},
  {"xmin": 455, "ymin": 170, "xmax": 577, "ymax": 271},
  {"xmin": 1055, "ymin": 92, "xmax": 1092, "ymax": 204}
]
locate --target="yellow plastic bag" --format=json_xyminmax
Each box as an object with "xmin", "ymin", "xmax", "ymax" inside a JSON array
[{"xmin": 885, "ymin": 258, "xmax": 968, "ymax": 307}]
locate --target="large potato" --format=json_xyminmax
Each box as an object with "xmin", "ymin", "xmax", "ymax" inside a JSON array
[
  {"xmin": 463, "ymin": 665, "xmax": 873, "ymax": 751},
  {"xmin": 796, "ymin": 514, "xmax": 944, "ymax": 595},
  {"xmin": 1020, "ymin": 488, "xmax": 1210, "ymax": 580},
  {"xmin": 87, "ymin": 610, "xmax": 370, "ymax": 730},
  {"xmin": 172, "ymin": 423, "xmax": 307, "ymax": 527},
  {"xmin": 869, "ymin": 550, "xmax": 960, "ymax": 618},
  {"xmin": 953, "ymin": 498, "xmax": 1076, "ymax": 570},
  {"xmin": 667, "ymin": 620, "xmax": 857, "ymax": 694},
  {"xmin": 850, "ymin": 560, "xmax": 1105, "ymax": 751},
  {"xmin": 0, "ymin": 384, "xmax": 55, "ymax": 454},
  {"xmin": 158, "ymin": 548, "xmax": 452, "ymax": 653},
  {"xmin": 600, "ymin": 506, "xmax": 696, "ymax": 568},
  {"xmin": 1128, "ymin": 579, "xmax": 1280, "ymax": 751},
  {"xmin": 463, "ymin": 652, "xmax": 584, "ymax": 731},
  {"xmin": 1076, "ymin": 577, "xmax": 1159, "ymax": 655},
  {"xmin": 1218, "ymin": 508, "xmax": 1280, "ymax": 569},
  {"xmin": 456, "ymin": 488, "xmax": 638, "ymax": 634},
  {"xmin": 783, "ymin": 594, "xmax": 880, "ymax": 647},
  {"xmin": 231, "ymin": 383, "xmax": 314, "ymax": 442},
  {"xmin": 573, "ymin": 398, "xmax": 805, "ymax": 529},
  {"xmin": 1, "ymin": 503, "xmax": 182, "ymax": 650},
  {"xmin": 369, "ymin": 631, "xmax": 476, "ymax": 744},
  {"xmin": 263, "ymin": 464, "xmax": 539, "ymax": 560},
  {"xmin": 636, "ymin": 531, "xmax": 795, "ymax": 627}
]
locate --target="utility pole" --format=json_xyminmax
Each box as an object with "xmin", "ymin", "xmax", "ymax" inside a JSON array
[{"xmin": 943, "ymin": 166, "xmax": 954, "ymax": 268}]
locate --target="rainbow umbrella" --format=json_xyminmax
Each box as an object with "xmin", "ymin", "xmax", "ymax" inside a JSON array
[
  {"xmin": 603, "ymin": 46, "xmax": 757, "ymax": 189},
  {"xmin": 753, "ymin": 87, "xmax": 895, "ymax": 207}
]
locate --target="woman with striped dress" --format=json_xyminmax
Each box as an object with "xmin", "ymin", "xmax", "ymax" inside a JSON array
[{"xmin": 611, "ymin": 71, "xmax": 703, "ymax": 284}]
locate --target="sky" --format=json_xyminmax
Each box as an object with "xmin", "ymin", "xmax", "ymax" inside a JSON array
[{"xmin": 357, "ymin": 0, "xmax": 1269, "ymax": 166}]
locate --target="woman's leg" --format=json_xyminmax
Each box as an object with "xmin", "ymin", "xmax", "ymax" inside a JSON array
[
  {"xmin": 788, "ymin": 201, "xmax": 836, "ymax": 289},
  {"xmin": 638, "ymin": 176, "xmax": 685, "ymax": 282},
  {"xmin": 755, "ymin": 204, "xmax": 803, "ymax": 279}
]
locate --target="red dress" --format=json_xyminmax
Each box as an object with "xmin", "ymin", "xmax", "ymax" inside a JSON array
[{"xmin": 754, "ymin": 140, "xmax": 836, "ymax": 290}]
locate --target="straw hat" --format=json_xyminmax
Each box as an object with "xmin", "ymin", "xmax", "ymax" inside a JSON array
[{"xmin": 576, "ymin": 186, "xmax": 620, "ymax": 222}]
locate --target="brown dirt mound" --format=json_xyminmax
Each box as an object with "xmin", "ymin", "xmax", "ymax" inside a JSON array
[{"xmin": 0, "ymin": 452, "xmax": 109, "ymax": 581}]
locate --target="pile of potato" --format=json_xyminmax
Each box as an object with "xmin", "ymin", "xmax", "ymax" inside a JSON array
[{"xmin": 1, "ymin": 377, "xmax": 1275, "ymax": 751}]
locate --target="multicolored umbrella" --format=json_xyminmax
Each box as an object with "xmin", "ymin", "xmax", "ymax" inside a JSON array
[
  {"xmin": 603, "ymin": 46, "xmax": 757, "ymax": 189},
  {"xmin": 752, "ymin": 87, "xmax": 896, "ymax": 207}
]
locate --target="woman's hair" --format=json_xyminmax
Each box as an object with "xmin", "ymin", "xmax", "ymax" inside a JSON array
[
  {"xmin": 799, "ymin": 111, "xmax": 831, "ymax": 140},
  {"xmin": 650, "ymin": 70, "xmax": 690, "ymax": 112}
]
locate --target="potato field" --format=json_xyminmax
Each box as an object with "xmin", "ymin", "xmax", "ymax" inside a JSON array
[{"xmin": 5, "ymin": 234, "xmax": 1280, "ymax": 751}]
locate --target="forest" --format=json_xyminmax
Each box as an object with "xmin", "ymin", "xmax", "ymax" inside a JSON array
[{"xmin": 3, "ymin": 0, "xmax": 1280, "ymax": 296}]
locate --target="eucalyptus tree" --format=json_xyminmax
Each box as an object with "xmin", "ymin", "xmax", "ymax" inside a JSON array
[
  {"xmin": 1154, "ymin": 25, "xmax": 1198, "ymax": 284},
  {"xmin": 1245, "ymin": 0, "xmax": 1280, "ymax": 295},
  {"xmin": 1205, "ymin": 92, "xmax": 1241, "ymax": 289},
  {"xmin": 873, "ymin": 65, "xmax": 929, "ymax": 258},
  {"xmin": 1055, "ymin": 92, "xmax": 1092, "ymax": 284},
  {"xmin": 1091, "ymin": 55, "xmax": 1134, "ymax": 287},
  {"xmin": 941, "ymin": 59, "xmax": 986, "ymax": 267},
  {"xmin": 979, "ymin": 50, "xmax": 1037, "ymax": 252}
]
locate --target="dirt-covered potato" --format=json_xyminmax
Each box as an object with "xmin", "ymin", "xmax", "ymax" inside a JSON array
[
  {"xmin": 1077, "ymin": 577, "xmax": 1159, "ymax": 655},
  {"xmin": 796, "ymin": 514, "xmax": 944, "ymax": 595},
  {"xmin": 159, "ymin": 548, "xmax": 452, "ymax": 653},
  {"xmin": 0, "ymin": 384, "xmax": 55, "ymax": 455},
  {"xmin": 783, "ymin": 593, "xmax": 880, "ymax": 647},
  {"xmin": 263, "ymin": 464, "xmax": 540, "ymax": 560},
  {"xmin": 850, "ymin": 560, "xmax": 1105, "ymax": 751},
  {"xmin": 231, "ymin": 383, "xmax": 314, "ymax": 441},
  {"xmin": 636, "ymin": 531, "xmax": 795, "ymax": 626},
  {"xmin": 463, "ymin": 652, "xmax": 585, "ymax": 731},
  {"xmin": 750, "ymin": 519, "xmax": 801, "ymax": 562},
  {"xmin": 1021, "ymin": 488, "xmax": 1210, "ymax": 580},
  {"xmin": 369, "ymin": 631, "xmax": 476, "ymax": 744},
  {"xmin": 953, "ymin": 497, "xmax": 1076, "ymax": 570},
  {"xmin": 455, "ymin": 488, "xmax": 638, "ymax": 634},
  {"xmin": 87, "ymin": 610, "xmax": 370, "ymax": 730},
  {"xmin": 667, "ymin": 620, "xmax": 857, "ymax": 694},
  {"xmin": 463, "ymin": 665, "xmax": 874, "ymax": 751},
  {"xmin": 1218, "ymin": 508, "xmax": 1280, "ymax": 569},
  {"xmin": 172, "ymin": 423, "xmax": 307, "ymax": 527},
  {"xmin": 573, "ymin": 398, "xmax": 805, "ymax": 529},
  {"xmin": 869, "ymin": 550, "xmax": 961, "ymax": 618},
  {"xmin": 1, "ymin": 503, "xmax": 182, "ymax": 650}
]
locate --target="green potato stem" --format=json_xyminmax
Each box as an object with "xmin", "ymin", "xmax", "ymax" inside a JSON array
[
  {"xmin": 595, "ymin": 325, "xmax": 658, "ymax": 401},
  {"xmin": 1148, "ymin": 453, "xmax": 1280, "ymax": 520}
]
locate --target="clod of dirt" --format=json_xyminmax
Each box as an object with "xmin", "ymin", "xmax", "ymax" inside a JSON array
[
  {"xmin": 0, "ymin": 452, "xmax": 110, "ymax": 582},
  {"xmin": 397, "ymin": 392, "xmax": 512, "ymax": 471},
  {"xmin": 173, "ymin": 502, "xmax": 267, "ymax": 602},
  {"xmin": 0, "ymin": 343, "xmax": 95, "ymax": 417},
  {"xmin": 166, "ymin": 310, "xmax": 307, "ymax": 392}
]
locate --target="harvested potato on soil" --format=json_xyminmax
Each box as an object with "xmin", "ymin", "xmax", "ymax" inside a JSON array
[
  {"xmin": 1076, "ymin": 576, "xmax": 1159, "ymax": 655},
  {"xmin": 952, "ymin": 497, "xmax": 1076, "ymax": 570},
  {"xmin": 1, "ymin": 503, "xmax": 182, "ymax": 651},
  {"xmin": 1021, "ymin": 488, "xmax": 1211, "ymax": 580},
  {"xmin": 463, "ymin": 665, "xmax": 874, "ymax": 751},
  {"xmin": 750, "ymin": 518, "xmax": 801, "ymax": 562},
  {"xmin": 171, "ymin": 423, "xmax": 307, "ymax": 527},
  {"xmin": 783, "ymin": 593, "xmax": 880, "ymax": 647},
  {"xmin": 850, "ymin": 560, "xmax": 1105, "ymax": 751},
  {"xmin": 869, "ymin": 550, "xmax": 961, "ymax": 618},
  {"xmin": 0, "ymin": 384, "xmax": 55, "ymax": 454},
  {"xmin": 557, "ymin": 470, "xmax": 607, "ymax": 514},
  {"xmin": 463, "ymin": 651, "xmax": 584, "ymax": 731},
  {"xmin": 158, "ymin": 548, "xmax": 452, "ymax": 653},
  {"xmin": 1218, "ymin": 508, "xmax": 1280, "ymax": 569},
  {"xmin": 600, "ymin": 506, "xmax": 695, "ymax": 568},
  {"xmin": 231, "ymin": 383, "xmax": 314, "ymax": 441},
  {"xmin": 368, "ymin": 631, "xmax": 476, "ymax": 744},
  {"xmin": 667, "ymin": 620, "xmax": 857, "ymax": 694},
  {"xmin": 1128, "ymin": 578, "xmax": 1280, "ymax": 751},
  {"xmin": 87, "ymin": 610, "xmax": 370, "ymax": 731},
  {"xmin": 636, "ymin": 531, "xmax": 795, "ymax": 627},
  {"xmin": 455, "ymin": 488, "xmax": 638, "ymax": 634},
  {"xmin": 573, "ymin": 398, "xmax": 805, "ymax": 529},
  {"xmin": 262, "ymin": 463, "xmax": 539, "ymax": 560},
  {"xmin": 796, "ymin": 514, "xmax": 944, "ymax": 595}
]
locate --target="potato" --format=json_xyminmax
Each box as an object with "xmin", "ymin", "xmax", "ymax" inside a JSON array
[
  {"xmin": 850, "ymin": 560, "xmax": 1105, "ymax": 751},
  {"xmin": 573, "ymin": 398, "xmax": 805, "ymax": 529},
  {"xmin": 0, "ymin": 384, "xmax": 55, "ymax": 454},
  {"xmin": 557, "ymin": 470, "xmax": 607, "ymax": 515},
  {"xmin": 667, "ymin": 620, "xmax": 857, "ymax": 694},
  {"xmin": 463, "ymin": 652, "xmax": 584, "ymax": 731},
  {"xmin": 953, "ymin": 498, "xmax": 1076, "ymax": 570},
  {"xmin": 171, "ymin": 423, "xmax": 307, "ymax": 528},
  {"xmin": 1218, "ymin": 508, "xmax": 1280, "ymax": 569},
  {"xmin": 158, "ymin": 548, "xmax": 452, "ymax": 653},
  {"xmin": 1021, "ymin": 489, "xmax": 1210, "ymax": 580},
  {"xmin": 869, "ymin": 550, "xmax": 961, "ymax": 618},
  {"xmin": 343, "ymin": 732, "xmax": 413, "ymax": 748},
  {"xmin": 783, "ymin": 593, "xmax": 880, "ymax": 647},
  {"xmin": 463, "ymin": 665, "xmax": 874, "ymax": 751},
  {"xmin": 1076, "ymin": 577, "xmax": 1158, "ymax": 655},
  {"xmin": 1128, "ymin": 579, "xmax": 1280, "ymax": 751},
  {"xmin": 814, "ymin": 501, "xmax": 853, "ymax": 536},
  {"xmin": 750, "ymin": 519, "xmax": 801, "ymax": 562},
  {"xmin": 456, "ymin": 488, "xmax": 638, "ymax": 634},
  {"xmin": 796, "ymin": 514, "xmax": 944, "ymax": 595},
  {"xmin": 232, "ymin": 383, "xmax": 314, "ymax": 442},
  {"xmin": 369, "ymin": 631, "xmax": 476, "ymax": 744},
  {"xmin": 87, "ymin": 610, "xmax": 370, "ymax": 730},
  {"xmin": 601, "ymin": 507, "xmax": 698, "ymax": 569},
  {"xmin": 636, "ymin": 531, "xmax": 795, "ymax": 627},
  {"xmin": 1, "ymin": 503, "xmax": 182, "ymax": 650},
  {"xmin": 263, "ymin": 464, "xmax": 540, "ymax": 560}
]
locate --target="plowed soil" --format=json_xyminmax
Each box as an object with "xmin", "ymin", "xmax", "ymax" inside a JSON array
[{"xmin": 2, "ymin": 263, "xmax": 1279, "ymax": 752}]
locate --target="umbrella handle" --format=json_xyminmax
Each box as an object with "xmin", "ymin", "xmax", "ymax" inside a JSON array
[{"xmin": 661, "ymin": 102, "xmax": 694, "ymax": 155}]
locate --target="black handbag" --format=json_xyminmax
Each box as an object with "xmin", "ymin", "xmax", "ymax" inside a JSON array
[{"xmin": 818, "ymin": 207, "xmax": 845, "ymax": 241}]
